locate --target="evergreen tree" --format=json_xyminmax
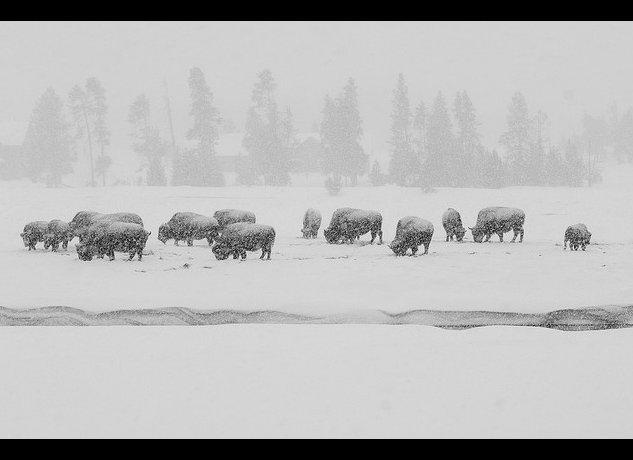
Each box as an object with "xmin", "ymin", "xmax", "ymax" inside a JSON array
[
  {"xmin": 426, "ymin": 91, "xmax": 455, "ymax": 186},
  {"xmin": 185, "ymin": 67, "xmax": 224, "ymax": 186},
  {"xmin": 128, "ymin": 94, "xmax": 167, "ymax": 186},
  {"xmin": 68, "ymin": 84, "xmax": 95, "ymax": 186},
  {"xmin": 412, "ymin": 100, "xmax": 427, "ymax": 168},
  {"xmin": 388, "ymin": 74, "xmax": 419, "ymax": 186},
  {"xmin": 23, "ymin": 88, "xmax": 74, "ymax": 187},
  {"xmin": 500, "ymin": 92, "xmax": 531, "ymax": 185},
  {"xmin": 243, "ymin": 70, "xmax": 292, "ymax": 185},
  {"xmin": 369, "ymin": 160, "xmax": 386, "ymax": 186},
  {"xmin": 453, "ymin": 91, "xmax": 481, "ymax": 186},
  {"xmin": 85, "ymin": 78, "xmax": 111, "ymax": 186}
]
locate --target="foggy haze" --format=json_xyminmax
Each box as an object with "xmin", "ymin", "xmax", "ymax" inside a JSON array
[{"xmin": 3, "ymin": 21, "xmax": 633, "ymax": 160}]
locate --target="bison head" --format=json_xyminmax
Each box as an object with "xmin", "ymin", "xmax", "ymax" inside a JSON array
[
  {"xmin": 76, "ymin": 243, "xmax": 95, "ymax": 261},
  {"xmin": 157, "ymin": 224, "xmax": 170, "ymax": 244},
  {"xmin": 470, "ymin": 227, "xmax": 484, "ymax": 243},
  {"xmin": 323, "ymin": 227, "xmax": 340, "ymax": 244},
  {"xmin": 455, "ymin": 226, "xmax": 466, "ymax": 242},
  {"xmin": 389, "ymin": 240, "xmax": 407, "ymax": 256},
  {"xmin": 20, "ymin": 232, "xmax": 29, "ymax": 247},
  {"xmin": 211, "ymin": 243, "xmax": 230, "ymax": 260}
]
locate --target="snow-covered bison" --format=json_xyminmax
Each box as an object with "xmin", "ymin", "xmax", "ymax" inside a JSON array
[
  {"xmin": 20, "ymin": 221, "xmax": 48, "ymax": 250},
  {"xmin": 301, "ymin": 208, "xmax": 322, "ymax": 238},
  {"xmin": 564, "ymin": 223, "xmax": 591, "ymax": 251},
  {"xmin": 442, "ymin": 208, "xmax": 466, "ymax": 242},
  {"xmin": 76, "ymin": 222, "xmax": 151, "ymax": 261},
  {"xmin": 43, "ymin": 219, "xmax": 73, "ymax": 251},
  {"xmin": 213, "ymin": 209, "xmax": 256, "ymax": 232},
  {"xmin": 390, "ymin": 216, "xmax": 434, "ymax": 256},
  {"xmin": 324, "ymin": 208, "xmax": 383, "ymax": 244},
  {"xmin": 158, "ymin": 212, "xmax": 219, "ymax": 246},
  {"xmin": 69, "ymin": 211, "xmax": 144, "ymax": 240},
  {"xmin": 211, "ymin": 222, "xmax": 275, "ymax": 260},
  {"xmin": 470, "ymin": 207, "xmax": 525, "ymax": 243}
]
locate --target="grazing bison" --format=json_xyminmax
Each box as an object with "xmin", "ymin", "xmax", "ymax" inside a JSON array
[
  {"xmin": 211, "ymin": 222, "xmax": 275, "ymax": 260},
  {"xmin": 158, "ymin": 212, "xmax": 219, "ymax": 246},
  {"xmin": 470, "ymin": 207, "xmax": 525, "ymax": 243},
  {"xmin": 324, "ymin": 208, "xmax": 383, "ymax": 244},
  {"xmin": 69, "ymin": 211, "xmax": 144, "ymax": 239},
  {"xmin": 390, "ymin": 216, "xmax": 434, "ymax": 256},
  {"xmin": 442, "ymin": 208, "xmax": 466, "ymax": 242},
  {"xmin": 20, "ymin": 221, "xmax": 48, "ymax": 250},
  {"xmin": 213, "ymin": 209, "xmax": 256, "ymax": 231},
  {"xmin": 43, "ymin": 219, "xmax": 73, "ymax": 251},
  {"xmin": 76, "ymin": 222, "xmax": 151, "ymax": 261},
  {"xmin": 301, "ymin": 208, "xmax": 322, "ymax": 238},
  {"xmin": 564, "ymin": 223, "xmax": 592, "ymax": 251}
]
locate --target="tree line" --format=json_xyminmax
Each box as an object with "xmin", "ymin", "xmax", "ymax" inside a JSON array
[{"xmin": 13, "ymin": 70, "xmax": 621, "ymax": 189}]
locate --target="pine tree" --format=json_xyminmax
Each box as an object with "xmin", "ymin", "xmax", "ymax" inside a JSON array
[
  {"xmin": 128, "ymin": 94, "xmax": 167, "ymax": 186},
  {"xmin": 185, "ymin": 67, "xmax": 224, "ymax": 186},
  {"xmin": 388, "ymin": 74, "xmax": 419, "ymax": 186},
  {"xmin": 85, "ymin": 78, "xmax": 111, "ymax": 186},
  {"xmin": 453, "ymin": 91, "xmax": 481, "ymax": 186},
  {"xmin": 412, "ymin": 100, "xmax": 427, "ymax": 169},
  {"xmin": 500, "ymin": 92, "xmax": 531, "ymax": 185},
  {"xmin": 243, "ymin": 70, "xmax": 292, "ymax": 186},
  {"xmin": 68, "ymin": 84, "xmax": 95, "ymax": 186},
  {"xmin": 426, "ymin": 91, "xmax": 455, "ymax": 186},
  {"xmin": 23, "ymin": 88, "xmax": 74, "ymax": 187}
]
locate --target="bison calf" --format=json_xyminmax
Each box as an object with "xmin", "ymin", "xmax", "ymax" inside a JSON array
[
  {"xmin": 564, "ymin": 223, "xmax": 591, "ymax": 251},
  {"xmin": 301, "ymin": 208, "xmax": 322, "ymax": 238},
  {"xmin": 470, "ymin": 207, "xmax": 525, "ymax": 243},
  {"xmin": 158, "ymin": 212, "xmax": 219, "ymax": 246},
  {"xmin": 43, "ymin": 219, "xmax": 73, "ymax": 251},
  {"xmin": 390, "ymin": 216, "xmax": 434, "ymax": 256},
  {"xmin": 20, "ymin": 221, "xmax": 48, "ymax": 250},
  {"xmin": 212, "ymin": 222, "xmax": 275, "ymax": 260},
  {"xmin": 442, "ymin": 208, "xmax": 466, "ymax": 242},
  {"xmin": 76, "ymin": 222, "xmax": 150, "ymax": 261}
]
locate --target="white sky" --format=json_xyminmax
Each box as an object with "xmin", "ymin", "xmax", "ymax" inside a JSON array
[{"xmin": 2, "ymin": 21, "xmax": 633, "ymax": 159}]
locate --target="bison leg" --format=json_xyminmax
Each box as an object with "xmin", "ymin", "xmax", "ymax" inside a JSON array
[
  {"xmin": 410, "ymin": 246, "xmax": 418, "ymax": 256},
  {"xmin": 497, "ymin": 232, "xmax": 504, "ymax": 242},
  {"xmin": 62, "ymin": 240, "xmax": 68, "ymax": 250},
  {"xmin": 484, "ymin": 233, "xmax": 491, "ymax": 243},
  {"xmin": 207, "ymin": 237, "xmax": 213, "ymax": 246},
  {"xmin": 423, "ymin": 243, "xmax": 430, "ymax": 254},
  {"xmin": 581, "ymin": 243, "xmax": 586, "ymax": 251},
  {"xmin": 564, "ymin": 238, "xmax": 568, "ymax": 250},
  {"xmin": 519, "ymin": 228, "xmax": 524, "ymax": 243},
  {"xmin": 370, "ymin": 231, "xmax": 376, "ymax": 244},
  {"xmin": 241, "ymin": 250, "xmax": 247, "ymax": 260},
  {"xmin": 232, "ymin": 250, "xmax": 239, "ymax": 260},
  {"xmin": 129, "ymin": 250, "xmax": 136, "ymax": 261},
  {"xmin": 186, "ymin": 238, "xmax": 193, "ymax": 246}
]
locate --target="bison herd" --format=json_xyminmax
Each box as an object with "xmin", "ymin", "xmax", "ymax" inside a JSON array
[{"xmin": 20, "ymin": 205, "xmax": 593, "ymax": 262}]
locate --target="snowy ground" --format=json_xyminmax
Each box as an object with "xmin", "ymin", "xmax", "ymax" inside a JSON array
[
  {"xmin": 3, "ymin": 325, "xmax": 633, "ymax": 438},
  {"xmin": 2, "ymin": 165, "xmax": 633, "ymax": 315},
  {"xmin": 3, "ymin": 165, "xmax": 633, "ymax": 437}
]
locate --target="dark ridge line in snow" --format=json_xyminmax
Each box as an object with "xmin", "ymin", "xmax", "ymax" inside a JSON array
[{"xmin": 2, "ymin": 305, "xmax": 633, "ymax": 330}]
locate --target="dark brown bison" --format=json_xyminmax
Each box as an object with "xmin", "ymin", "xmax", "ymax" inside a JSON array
[
  {"xmin": 442, "ymin": 208, "xmax": 466, "ymax": 242},
  {"xmin": 43, "ymin": 219, "xmax": 73, "ymax": 251},
  {"xmin": 470, "ymin": 207, "xmax": 525, "ymax": 243},
  {"xmin": 324, "ymin": 208, "xmax": 383, "ymax": 244},
  {"xmin": 564, "ymin": 223, "xmax": 591, "ymax": 251},
  {"xmin": 301, "ymin": 208, "xmax": 322, "ymax": 238},
  {"xmin": 76, "ymin": 222, "xmax": 151, "ymax": 261},
  {"xmin": 69, "ymin": 211, "xmax": 144, "ymax": 239},
  {"xmin": 158, "ymin": 212, "xmax": 219, "ymax": 246},
  {"xmin": 213, "ymin": 209, "xmax": 256, "ymax": 231},
  {"xmin": 20, "ymin": 221, "xmax": 48, "ymax": 250},
  {"xmin": 390, "ymin": 216, "xmax": 434, "ymax": 256},
  {"xmin": 211, "ymin": 222, "xmax": 275, "ymax": 260}
]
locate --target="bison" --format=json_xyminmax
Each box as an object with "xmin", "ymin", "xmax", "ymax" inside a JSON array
[
  {"xmin": 158, "ymin": 212, "xmax": 219, "ymax": 246},
  {"xmin": 564, "ymin": 223, "xmax": 591, "ymax": 251},
  {"xmin": 76, "ymin": 222, "xmax": 151, "ymax": 261},
  {"xmin": 211, "ymin": 222, "xmax": 275, "ymax": 260},
  {"xmin": 324, "ymin": 208, "xmax": 383, "ymax": 244},
  {"xmin": 20, "ymin": 221, "xmax": 48, "ymax": 250},
  {"xmin": 470, "ymin": 207, "xmax": 525, "ymax": 243},
  {"xmin": 43, "ymin": 219, "xmax": 73, "ymax": 251},
  {"xmin": 390, "ymin": 216, "xmax": 434, "ymax": 256},
  {"xmin": 442, "ymin": 208, "xmax": 466, "ymax": 242},
  {"xmin": 301, "ymin": 208, "xmax": 322, "ymax": 238},
  {"xmin": 213, "ymin": 209, "xmax": 256, "ymax": 232},
  {"xmin": 69, "ymin": 211, "xmax": 144, "ymax": 240}
]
